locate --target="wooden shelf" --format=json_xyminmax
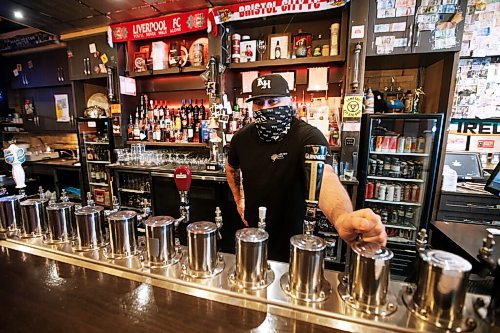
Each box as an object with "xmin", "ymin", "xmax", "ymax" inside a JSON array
[
  {"xmin": 129, "ymin": 66, "xmax": 206, "ymax": 78},
  {"xmin": 126, "ymin": 140, "xmax": 208, "ymax": 148},
  {"xmin": 229, "ymin": 56, "xmax": 344, "ymax": 69}
]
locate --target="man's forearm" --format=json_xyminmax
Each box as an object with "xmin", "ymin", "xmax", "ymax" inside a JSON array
[
  {"xmin": 225, "ymin": 160, "xmax": 244, "ymax": 202},
  {"xmin": 318, "ymin": 165, "xmax": 353, "ymax": 228}
]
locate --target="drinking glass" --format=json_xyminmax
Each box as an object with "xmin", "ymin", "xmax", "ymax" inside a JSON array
[{"xmin": 257, "ymin": 40, "xmax": 267, "ymax": 61}]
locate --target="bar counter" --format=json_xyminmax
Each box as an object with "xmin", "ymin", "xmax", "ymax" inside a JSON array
[{"xmin": 0, "ymin": 244, "xmax": 339, "ymax": 333}]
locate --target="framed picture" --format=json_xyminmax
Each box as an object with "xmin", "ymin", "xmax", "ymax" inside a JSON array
[
  {"xmin": 240, "ymin": 40, "xmax": 257, "ymax": 62},
  {"xmin": 268, "ymin": 33, "xmax": 290, "ymax": 60},
  {"xmin": 139, "ymin": 45, "xmax": 151, "ymax": 59},
  {"xmin": 134, "ymin": 52, "xmax": 147, "ymax": 72},
  {"xmin": 273, "ymin": 71, "xmax": 296, "ymax": 91}
]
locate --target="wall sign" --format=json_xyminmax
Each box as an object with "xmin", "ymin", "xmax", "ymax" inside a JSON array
[
  {"xmin": 450, "ymin": 119, "xmax": 500, "ymax": 135},
  {"xmin": 214, "ymin": 0, "xmax": 349, "ymax": 24},
  {"xmin": 110, "ymin": 9, "xmax": 210, "ymax": 42},
  {"xmin": 342, "ymin": 94, "xmax": 363, "ymax": 119}
]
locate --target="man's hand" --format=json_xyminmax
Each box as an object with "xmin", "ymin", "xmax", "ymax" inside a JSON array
[
  {"xmin": 237, "ymin": 198, "xmax": 248, "ymax": 226},
  {"xmin": 335, "ymin": 208, "xmax": 387, "ymax": 246}
]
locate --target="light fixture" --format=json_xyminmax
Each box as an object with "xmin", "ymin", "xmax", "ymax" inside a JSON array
[{"xmin": 14, "ymin": 11, "xmax": 23, "ymax": 19}]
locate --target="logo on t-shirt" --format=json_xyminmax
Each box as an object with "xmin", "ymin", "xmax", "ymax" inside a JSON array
[{"xmin": 271, "ymin": 152, "xmax": 288, "ymax": 162}]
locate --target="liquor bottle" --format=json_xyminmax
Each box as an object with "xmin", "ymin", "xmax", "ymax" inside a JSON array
[
  {"xmin": 187, "ymin": 99, "xmax": 194, "ymax": 128},
  {"xmin": 200, "ymin": 99, "xmax": 206, "ymax": 120},
  {"xmin": 127, "ymin": 115, "xmax": 134, "ymax": 140},
  {"xmin": 194, "ymin": 123, "xmax": 200, "ymax": 143},
  {"xmin": 87, "ymin": 147, "xmax": 94, "ymax": 161},
  {"xmin": 180, "ymin": 99, "xmax": 187, "ymax": 130},
  {"xmin": 133, "ymin": 110, "xmax": 141, "ymax": 141},
  {"xmin": 275, "ymin": 41, "xmax": 281, "ymax": 59},
  {"xmin": 187, "ymin": 115, "xmax": 194, "ymax": 143},
  {"xmin": 194, "ymin": 99, "xmax": 200, "ymax": 123},
  {"xmin": 149, "ymin": 99, "xmax": 155, "ymax": 120}
]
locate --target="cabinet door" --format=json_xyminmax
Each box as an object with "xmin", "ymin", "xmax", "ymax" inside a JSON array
[
  {"xmin": 366, "ymin": 0, "xmax": 415, "ymax": 56},
  {"xmin": 411, "ymin": 0, "xmax": 468, "ymax": 53},
  {"xmin": 68, "ymin": 34, "xmax": 117, "ymax": 80},
  {"xmin": 35, "ymin": 86, "xmax": 75, "ymax": 131}
]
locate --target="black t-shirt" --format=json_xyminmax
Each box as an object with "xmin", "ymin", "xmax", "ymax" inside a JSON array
[{"xmin": 227, "ymin": 118, "xmax": 332, "ymax": 262}]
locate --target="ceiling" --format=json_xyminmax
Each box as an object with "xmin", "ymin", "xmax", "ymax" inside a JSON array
[{"xmin": 0, "ymin": 0, "xmax": 253, "ymax": 36}]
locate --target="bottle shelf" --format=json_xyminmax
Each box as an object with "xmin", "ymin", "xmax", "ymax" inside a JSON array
[
  {"xmin": 84, "ymin": 141, "xmax": 110, "ymax": 145},
  {"xmin": 87, "ymin": 160, "xmax": 111, "ymax": 164},
  {"xmin": 370, "ymin": 151, "xmax": 429, "ymax": 157},
  {"xmin": 128, "ymin": 66, "xmax": 206, "ymax": 78},
  {"xmin": 89, "ymin": 182, "xmax": 109, "ymax": 187},
  {"xmin": 118, "ymin": 188, "xmax": 150, "ymax": 194},
  {"xmin": 126, "ymin": 140, "xmax": 208, "ymax": 148},
  {"xmin": 229, "ymin": 55, "xmax": 344, "ymax": 69},
  {"xmin": 367, "ymin": 176, "xmax": 424, "ymax": 183},
  {"xmin": 365, "ymin": 199, "xmax": 421, "ymax": 206},
  {"xmin": 120, "ymin": 205, "xmax": 143, "ymax": 211}
]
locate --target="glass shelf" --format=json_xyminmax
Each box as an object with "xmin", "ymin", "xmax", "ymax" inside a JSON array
[
  {"xmin": 365, "ymin": 199, "xmax": 421, "ymax": 206},
  {"xmin": 367, "ymin": 176, "xmax": 424, "ymax": 183}
]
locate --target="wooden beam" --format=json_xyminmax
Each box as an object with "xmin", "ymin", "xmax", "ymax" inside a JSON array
[{"xmin": 60, "ymin": 26, "xmax": 109, "ymax": 41}]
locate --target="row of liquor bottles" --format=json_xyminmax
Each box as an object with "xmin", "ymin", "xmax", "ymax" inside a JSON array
[
  {"xmin": 86, "ymin": 146, "xmax": 111, "ymax": 162},
  {"xmin": 368, "ymin": 204, "xmax": 417, "ymax": 242},
  {"xmin": 89, "ymin": 165, "xmax": 108, "ymax": 183}
]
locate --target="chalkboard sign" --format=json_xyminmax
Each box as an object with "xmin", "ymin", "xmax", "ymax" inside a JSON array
[{"xmin": 0, "ymin": 32, "xmax": 56, "ymax": 53}]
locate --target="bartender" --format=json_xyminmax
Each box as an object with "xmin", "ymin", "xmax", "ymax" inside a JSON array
[{"xmin": 226, "ymin": 74, "xmax": 386, "ymax": 261}]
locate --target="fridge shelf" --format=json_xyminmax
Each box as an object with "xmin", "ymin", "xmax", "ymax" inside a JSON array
[
  {"xmin": 365, "ymin": 199, "xmax": 421, "ymax": 206},
  {"xmin": 370, "ymin": 151, "xmax": 429, "ymax": 157},
  {"xmin": 89, "ymin": 182, "xmax": 109, "ymax": 187},
  {"xmin": 119, "ymin": 188, "xmax": 150, "ymax": 194},
  {"xmin": 367, "ymin": 176, "xmax": 424, "ymax": 183},
  {"xmin": 84, "ymin": 141, "xmax": 110, "ymax": 145},
  {"xmin": 383, "ymin": 223, "xmax": 417, "ymax": 230},
  {"xmin": 87, "ymin": 160, "xmax": 111, "ymax": 164}
]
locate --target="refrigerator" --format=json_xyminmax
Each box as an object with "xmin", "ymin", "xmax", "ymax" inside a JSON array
[
  {"xmin": 77, "ymin": 118, "xmax": 115, "ymax": 207},
  {"xmin": 356, "ymin": 113, "xmax": 444, "ymax": 277}
]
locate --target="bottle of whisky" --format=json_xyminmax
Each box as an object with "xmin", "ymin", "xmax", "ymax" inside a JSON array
[{"xmin": 275, "ymin": 41, "xmax": 281, "ymax": 59}]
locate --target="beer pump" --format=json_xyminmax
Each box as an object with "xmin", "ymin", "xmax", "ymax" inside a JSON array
[
  {"xmin": 174, "ymin": 165, "xmax": 192, "ymax": 225},
  {"xmin": 280, "ymin": 145, "xmax": 331, "ymax": 301}
]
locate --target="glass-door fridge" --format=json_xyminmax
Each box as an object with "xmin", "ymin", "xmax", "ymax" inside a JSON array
[
  {"xmin": 356, "ymin": 113, "xmax": 444, "ymax": 277},
  {"xmin": 77, "ymin": 118, "xmax": 115, "ymax": 207}
]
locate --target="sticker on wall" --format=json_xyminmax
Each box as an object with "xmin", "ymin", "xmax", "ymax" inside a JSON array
[
  {"xmin": 375, "ymin": 36, "xmax": 395, "ymax": 54},
  {"xmin": 54, "ymin": 94, "xmax": 70, "ymax": 122},
  {"xmin": 89, "ymin": 43, "xmax": 97, "ymax": 54},
  {"xmin": 100, "ymin": 53, "xmax": 108, "ymax": 64}
]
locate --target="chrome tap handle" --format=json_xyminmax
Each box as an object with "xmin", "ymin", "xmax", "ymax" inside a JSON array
[
  {"xmin": 303, "ymin": 145, "xmax": 327, "ymax": 236},
  {"xmin": 38, "ymin": 186, "xmax": 46, "ymax": 200},
  {"xmin": 60, "ymin": 189, "xmax": 69, "ymax": 202},
  {"xmin": 86, "ymin": 192, "xmax": 95, "ymax": 207},
  {"xmin": 215, "ymin": 206, "xmax": 223, "ymax": 240},
  {"xmin": 258, "ymin": 206, "xmax": 267, "ymax": 230},
  {"xmin": 112, "ymin": 196, "xmax": 120, "ymax": 212},
  {"xmin": 416, "ymin": 228, "xmax": 428, "ymax": 252}
]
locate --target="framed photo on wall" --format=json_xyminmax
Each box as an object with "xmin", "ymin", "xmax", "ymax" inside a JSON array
[
  {"xmin": 268, "ymin": 33, "xmax": 290, "ymax": 60},
  {"xmin": 240, "ymin": 40, "xmax": 257, "ymax": 62}
]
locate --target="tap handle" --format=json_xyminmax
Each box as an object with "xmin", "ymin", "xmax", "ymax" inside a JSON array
[
  {"xmin": 416, "ymin": 228, "xmax": 428, "ymax": 252},
  {"xmin": 86, "ymin": 192, "xmax": 95, "ymax": 207},
  {"xmin": 480, "ymin": 234, "xmax": 495, "ymax": 259},
  {"xmin": 61, "ymin": 189, "xmax": 69, "ymax": 202},
  {"xmin": 38, "ymin": 186, "xmax": 45, "ymax": 199},
  {"xmin": 215, "ymin": 206, "xmax": 223, "ymax": 239},
  {"xmin": 258, "ymin": 206, "xmax": 267, "ymax": 230},
  {"xmin": 304, "ymin": 145, "xmax": 327, "ymax": 207},
  {"xmin": 174, "ymin": 165, "xmax": 192, "ymax": 192}
]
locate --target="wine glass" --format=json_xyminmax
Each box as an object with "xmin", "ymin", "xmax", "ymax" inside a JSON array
[{"xmin": 257, "ymin": 40, "xmax": 267, "ymax": 61}]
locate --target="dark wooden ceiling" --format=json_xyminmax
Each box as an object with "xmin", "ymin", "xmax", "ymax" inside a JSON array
[{"xmin": 0, "ymin": 0, "xmax": 250, "ymax": 35}]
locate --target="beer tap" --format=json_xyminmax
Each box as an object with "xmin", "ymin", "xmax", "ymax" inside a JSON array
[
  {"xmin": 87, "ymin": 192, "xmax": 95, "ymax": 207},
  {"xmin": 215, "ymin": 206, "xmax": 223, "ymax": 240},
  {"xmin": 60, "ymin": 189, "xmax": 69, "ymax": 203},
  {"xmin": 136, "ymin": 198, "xmax": 151, "ymax": 222},
  {"xmin": 38, "ymin": 186, "xmax": 46, "ymax": 201},
  {"xmin": 104, "ymin": 196, "xmax": 121, "ymax": 218},
  {"xmin": 303, "ymin": 145, "xmax": 328, "ymax": 236},
  {"xmin": 415, "ymin": 228, "xmax": 428, "ymax": 253},
  {"xmin": 174, "ymin": 165, "xmax": 192, "ymax": 226},
  {"xmin": 258, "ymin": 206, "xmax": 267, "ymax": 230}
]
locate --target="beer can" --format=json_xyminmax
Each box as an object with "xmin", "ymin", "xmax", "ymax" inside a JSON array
[
  {"xmin": 391, "ymin": 158, "xmax": 401, "ymax": 177},
  {"xmin": 374, "ymin": 182, "xmax": 381, "ymax": 199},
  {"xmin": 410, "ymin": 137, "xmax": 417, "ymax": 152},
  {"xmin": 388, "ymin": 136, "xmax": 398, "ymax": 153},
  {"xmin": 378, "ymin": 183, "xmax": 387, "ymax": 201},
  {"xmin": 416, "ymin": 136, "xmax": 426, "ymax": 153},
  {"xmin": 404, "ymin": 137, "xmax": 413, "ymax": 153},
  {"xmin": 398, "ymin": 206, "xmax": 405, "ymax": 223},
  {"xmin": 377, "ymin": 159, "xmax": 384, "ymax": 176},
  {"xmin": 381, "ymin": 136, "xmax": 391, "ymax": 153},
  {"xmin": 407, "ymin": 161, "xmax": 415, "ymax": 179},
  {"xmin": 403, "ymin": 184, "xmax": 411, "ymax": 202},
  {"xmin": 369, "ymin": 158, "xmax": 377, "ymax": 176},
  {"xmin": 366, "ymin": 182, "xmax": 374, "ymax": 199},
  {"xmin": 397, "ymin": 136, "xmax": 406, "ymax": 153},
  {"xmin": 393, "ymin": 184, "xmax": 401, "ymax": 202},
  {"xmin": 387, "ymin": 184, "xmax": 395, "ymax": 202},
  {"xmin": 401, "ymin": 161, "xmax": 408, "ymax": 178},
  {"xmin": 391, "ymin": 210, "xmax": 398, "ymax": 224},
  {"xmin": 383, "ymin": 157, "xmax": 391, "ymax": 176},
  {"xmin": 381, "ymin": 210, "xmax": 388, "ymax": 223},
  {"xmin": 411, "ymin": 185, "xmax": 419, "ymax": 202},
  {"xmin": 375, "ymin": 136, "xmax": 383, "ymax": 152},
  {"xmin": 414, "ymin": 161, "xmax": 422, "ymax": 179}
]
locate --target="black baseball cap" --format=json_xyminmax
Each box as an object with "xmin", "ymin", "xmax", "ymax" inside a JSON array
[{"xmin": 246, "ymin": 74, "xmax": 290, "ymax": 102}]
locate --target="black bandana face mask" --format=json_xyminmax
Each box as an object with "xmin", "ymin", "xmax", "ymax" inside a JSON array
[{"xmin": 254, "ymin": 106, "xmax": 292, "ymax": 143}]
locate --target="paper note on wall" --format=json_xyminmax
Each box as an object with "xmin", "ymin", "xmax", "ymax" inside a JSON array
[
  {"xmin": 54, "ymin": 94, "xmax": 70, "ymax": 122},
  {"xmin": 241, "ymin": 71, "xmax": 259, "ymax": 94},
  {"xmin": 307, "ymin": 67, "xmax": 329, "ymax": 91}
]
